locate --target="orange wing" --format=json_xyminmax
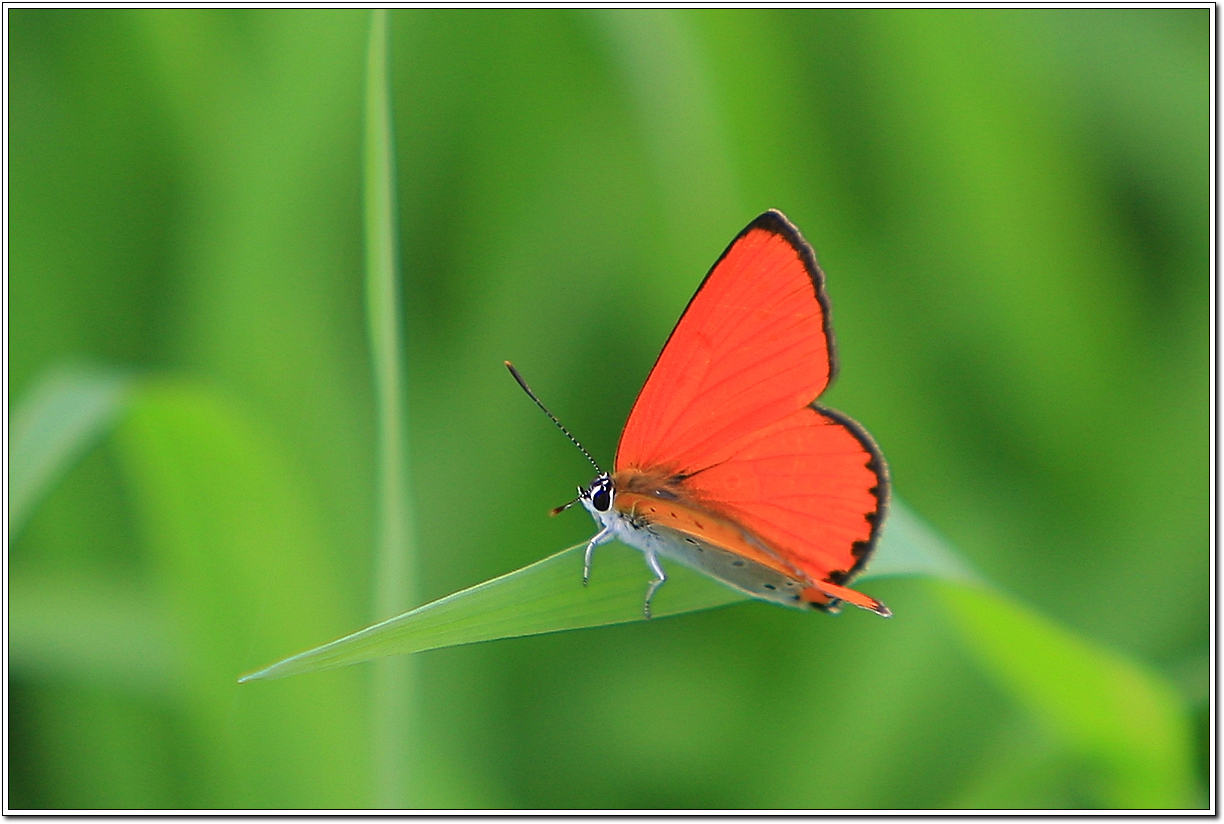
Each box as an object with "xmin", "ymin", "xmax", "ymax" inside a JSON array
[{"xmin": 614, "ymin": 210, "xmax": 887, "ymax": 603}]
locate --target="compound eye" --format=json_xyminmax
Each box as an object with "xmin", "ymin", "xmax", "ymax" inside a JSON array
[{"xmin": 592, "ymin": 483, "xmax": 611, "ymax": 512}]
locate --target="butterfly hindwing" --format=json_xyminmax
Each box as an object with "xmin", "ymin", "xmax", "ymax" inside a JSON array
[{"xmin": 677, "ymin": 404, "xmax": 888, "ymax": 597}]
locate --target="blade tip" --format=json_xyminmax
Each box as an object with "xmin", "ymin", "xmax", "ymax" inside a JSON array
[{"xmin": 237, "ymin": 664, "xmax": 278, "ymax": 683}]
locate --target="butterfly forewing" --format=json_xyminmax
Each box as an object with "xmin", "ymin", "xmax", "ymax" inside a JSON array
[{"xmin": 615, "ymin": 212, "xmax": 834, "ymax": 474}]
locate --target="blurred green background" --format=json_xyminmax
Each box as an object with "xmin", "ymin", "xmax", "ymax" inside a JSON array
[{"xmin": 8, "ymin": 8, "xmax": 1208, "ymax": 810}]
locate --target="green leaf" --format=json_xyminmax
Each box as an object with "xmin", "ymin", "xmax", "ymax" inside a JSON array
[
  {"xmin": 236, "ymin": 427, "xmax": 982, "ymax": 687},
  {"xmin": 938, "ymin": 582, "xmax": 1199, "ymax": 808},
  {"xmin": 9, "ymin": 363, "xmax": 133, "ymax": 536},
  {"xmin": 240, "ymin": 488, "xmax": 1199, "ymax": 809},
  {"xmin": 240, "ymin": 494, "xmax": 963, "ymax": 681},
  {"xmin": 113, "ymin": 378, "xmax": 370, "ymax": 806},
  {"xmin": 364, "ymin": 8, "xmax": 416, "ymax": 616},
  {"xmin": 8, "ymin": 573, "xmax": 176, "ymax": 693},
  {"xmin": 862, "ymin": 498, "xmax": 981, "ymax": 583},
  {"xmin": 363, "ymin": 9, "xmax": 418, "ymax": 806},
  {"xmin": 240, "ymin": 540, "xmax": 746, "ymax": 682}
]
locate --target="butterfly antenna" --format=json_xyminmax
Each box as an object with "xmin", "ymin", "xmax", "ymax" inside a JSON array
[{"xmin": 505, "ymin": 361, "xmax": 603, "ymax": 474}]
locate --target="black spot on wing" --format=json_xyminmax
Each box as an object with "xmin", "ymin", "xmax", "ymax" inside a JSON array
[{"xmin": 807, "ymin": 598, "xmax": 843, "ymax": 615}]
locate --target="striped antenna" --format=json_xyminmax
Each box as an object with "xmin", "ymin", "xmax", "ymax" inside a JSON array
[{"xmin": 505, "ymin": 361, "xmax": 603, "ymax": 474}]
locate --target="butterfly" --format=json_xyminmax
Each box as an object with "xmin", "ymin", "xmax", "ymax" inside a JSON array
[{"xmin": 508, "ymin": 209, "xmax": 889, "ymax": 619}]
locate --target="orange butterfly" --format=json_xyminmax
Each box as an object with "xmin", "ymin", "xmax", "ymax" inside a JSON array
[{"xmin": 509, "ymin": 210, "xmax": 889, "ymax": 618}]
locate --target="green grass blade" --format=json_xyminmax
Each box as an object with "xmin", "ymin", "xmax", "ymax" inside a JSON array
[
  {"xmin": 238, "ymin": 495, "xmax": 973, "ymax": 681},
  {"xmin": 364, "ymin": 13, "xmax": 414, "ymax": 615},
  {"xmin": 240, "ymin": 489, "xmax": 1199, "ymax": 809},
  {"xmin": 9, "ymin": 364, "xmax": 133, "ymax": 537},
  {"xmin": 864, "ymin": 498, "xmax": 981, "ymax": 584},
  {"xmin": 240, "ymin": 540, "xmax": 747, "ymax": 682},
  {"xmin": 939, "ymin": 582, "xmax": 1199, "ymax": 809},
  {"xmin": 363, "ymin": 9, "xmax": 417, "ymax": 807},
  {"xmin": 9, "ymin": 573, "xmax": 175, "ymax": 693},
  {"xmin": 115, "ymin": 378, "xmax": 368, "ymax": 805}
]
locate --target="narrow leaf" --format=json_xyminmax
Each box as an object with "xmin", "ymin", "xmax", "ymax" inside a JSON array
[
  {"xmin": 364, "ymin": 8, "xmax": 415, "ymax": 617},
  {"xmin": 865, "ymin": 498, "xmax": 981, "ymax": 583},
  {"xmin": 240, "ymin": 540, "xmax": 748, "ymax": 682},
  {"xmin": 238, "ymin": 490, "xmax": 1200, "ymax": 809},
  {"xmin": 938, "ymin": 582, "xmax": 1199, "ymax": 808},
  {"xmin": 363, "ymin": 8, "xmax": 417, "ymax": 807},
  {"xmin": 115, "ymin": 379, "xmax": 369, "ymax": 804},
  {"xmin": 9, "ymin": 363, "xmax": 133, "ymax": 536},
  {"xmin": 240, "ymin": 494, "xmax": 971, "ymax": 681},
  {"xmin": 8, "ymin": 573, "xmax": 175, "ymax": 693}
]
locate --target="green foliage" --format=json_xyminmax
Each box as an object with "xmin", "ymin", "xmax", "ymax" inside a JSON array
[
  {"xmin": 9, "ymin": 365, "xmax": 132, "ymax": 535},
  {"xmin": 235, "ymin": 500, "xmax": 972, "ymax": 682},
  {"xmin": 8, "ymin": 8, "xmax": 1208, "ymax": 810},
  {"xmin": 363, "ymin": 10, "xmax": 418, "ymax": 807},
  {"xmin": 938, "ymin": 583, "xmax": 1196, "ymax": 808},
  {"xmin": 233, "ymin": 490, "xmax": 1196, "ymax": 809}
]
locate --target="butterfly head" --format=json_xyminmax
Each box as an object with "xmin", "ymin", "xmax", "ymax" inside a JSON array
[{"xmin": 578, "ymin": 473, "xmax": 615, "ymax": 523}]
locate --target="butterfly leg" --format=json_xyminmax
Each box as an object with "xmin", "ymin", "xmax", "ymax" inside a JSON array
[
  {"xmin": 583, "ymin": 526, "xmax": 613, "ymax": 586},
  {"xmin": 642, "ymin": 549, "xmax": 667, "ymax": 619}
]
